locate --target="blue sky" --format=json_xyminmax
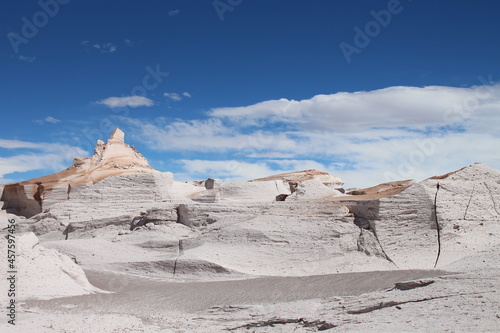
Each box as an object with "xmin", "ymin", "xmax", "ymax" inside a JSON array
[{"xmin": 1, "ymin": 0, "xmax": 500, "ymax": 187}]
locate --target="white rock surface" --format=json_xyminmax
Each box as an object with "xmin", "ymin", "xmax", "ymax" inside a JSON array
[
  {"xmin": 286, "ymin": 178, "xmax": 343, "ymax": 201},
  {"xmin": 349, "ymin": 163, "xmax": 500, "ymax": 269},
  {"xmin": 0, "ymin": 232, "xmax": 102, "ymax": 301},
  {"xmin": 251, "ymin": 169, "xmax": 344, "ymax": 188},
  {"xmin": 191, "ymin": 180, "xmax": 291, "ymax": 203}
]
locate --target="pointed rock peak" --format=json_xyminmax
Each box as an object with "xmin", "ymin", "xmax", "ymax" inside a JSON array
[{"xmin": 108, "ymin": 128, "xmax": 125, "ymax": 144}]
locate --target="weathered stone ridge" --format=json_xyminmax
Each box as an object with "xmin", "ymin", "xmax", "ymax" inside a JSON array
[
  {"xmin": 1, "ymin": 130, "xmax": 498, "ymax": 283},
  {"xmin": 0, "ymin": 128, "xmax": 157, "ymax": 218}
]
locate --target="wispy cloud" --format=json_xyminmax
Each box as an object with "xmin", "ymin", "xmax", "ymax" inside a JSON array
[
  {"xmin": 81, "ymin": 40, "xmax": 118, "ymax": 53},
  {"xmin": 16, "ymin": 55, "xmax": 36, "ymax": 62},
  {"xmin": 34, "ymin": 116, "xmax": 61, "ymax": 125},
  {"xmin": 169, "ymin": 9, "xmax": 180, "ymax": 16},
  {"xmin": 164, "ymin": 93, "xmax": 182, "ymax": 102},
  {"xmin": 0, "ymin": 140, "xmax": 86, "ymax": 184},
  {"xmin": 177, "ymin": 159, "xmax": 275, "ymax": 182},
  {"xmin": 164, "ymin": 91, "xmax": 192, "ymax": 102},
  {"xmin": 120, "ymin": 117, "xmax": 295, "ymax": 152},
  {"xmin": 93, "ymin": 42, "xmax": 117, "ymax": 53},
  {"xmin": 97, "ymin": 96, "xmax": 154, "ymax": 108}
]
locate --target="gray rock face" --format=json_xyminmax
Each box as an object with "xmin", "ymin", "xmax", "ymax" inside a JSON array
[
  {"xmin": 205, "ymin": 178, "xmax": 222, "ymax": 190},
  {"xmin": 69, "ymin": 172, "xmax": 174, "ymax": 204},
  {"xmin": 131, "ymin": 208, "xmax": 178, "ymax": 229},
  {"xmin": 176, "ymin": 204, "xmax": 192, "ymax": 227},
  {"xmin": 347, "ymin": 163, "xmax": 500, "ymax": 269},
  {"xmin": 20, "ymin": 172, "xmax": 178, "ymax": 234}
]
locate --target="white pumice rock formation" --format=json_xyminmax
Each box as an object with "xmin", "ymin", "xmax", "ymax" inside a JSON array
[
  {"xmin": 251, "ymin": 169, "xmax": 344, "ymax": 189},
  {"xmin": 0, "ymin": 128, "xmax": 158, "ymax": 218},
  {"xmin": 0, "ymin": 232, "xmax": 103, "ymax": 301},
  {"xmin": 191, "ymin": 180, "xmax": 291, "ymax": 203},
  {"xmin": 345, "ymin": 162, "xmax": 500, "ymax": 270},
  {"xmin": 285, "ymin": 178, "xmax": 344, "ymax": 200}
]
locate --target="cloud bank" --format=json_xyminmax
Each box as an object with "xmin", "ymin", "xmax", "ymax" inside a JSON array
[{"xmin": 120, "ymin": 83, "xmax": 500, "ymax": 187}]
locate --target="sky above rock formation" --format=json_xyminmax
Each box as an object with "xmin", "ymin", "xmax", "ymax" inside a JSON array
[{"xmin": 1, "ymin": 0, "xmax": 500, "ymax": 187}]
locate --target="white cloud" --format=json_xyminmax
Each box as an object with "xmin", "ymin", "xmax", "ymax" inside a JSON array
[
  {"xmin": 121, "ymin": 117, "xmax": 296, "ymax": 152},
  {"xmin": 0, "ymin": 176, "xmax": 15, "ymax": 185},
  {"xmin": 92, "ymin": 42, "xmax": 117, "ymax": 53},
  {"xmin": 0, "ymin": 154, "xmax": 67, "ymax": 177},
  {"xmin": 0, "ymin": 140, "xmax": 42, "ymax": 149},
  {"xmin": 169, "ymin": 9, "xmax": 180, "ymax": 16},
  {"xmin": 178, "ymin": 160, "xmax": 278, "ymax": 183},
  {"xmin": 45, "ymin": 116, "xmax": 61, "ymax": 124},
  {"xmin": 164, "ymin": 92, "xmax": 191, "ymax": 102},
  {"xmin": 265, "ymin": 159, "xmax": 328, "ymax": 171},
  {"xmin": 97, "ymin": 96, "xmax": 154, "ymax": 108},
  {"xmin": 124, "ymin": 39, "xmax": 133, "ymax": 46},
  {"xmin": 209, "ymin": 84, "xmax": 500, "ymax": 132},
  {"xmin": 164, "ymin": 93, "xmax": 182, "ymax": 102},
  {"xmin": 34, "ymin": 116, "xmax": 61, "ymax": 125},
  {"xmin": 119, "ymin": 83, "xmax": 500, "ymax": 187},
  {"xmin": 0, "ymin": 140, "xmax": 87, "ymax": 184},
  {"xmin": 247, "ymin": 152, "xmax": 296, "ymax": 158}
]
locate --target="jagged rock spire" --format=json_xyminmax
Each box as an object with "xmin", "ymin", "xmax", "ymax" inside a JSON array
[{"xmin": 108, "ymin": 128, "xmax": 125, "ymax": 144}]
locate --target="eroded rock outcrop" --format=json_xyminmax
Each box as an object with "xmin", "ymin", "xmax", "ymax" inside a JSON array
[
  {"xmin": 285, "ymin": 178, "xmax": 343, "ymax": 200},
  {"xmin": 251, "ymin": 169, "xmax": 344, "ymax": 192},
  {"xmin": 345, "ymin": 163, "xmax": 500, "ymax": 269},
  {"xmin": 0, "ymin": 233, "xmax": 103, "ymax": 300},
  {"xmin": 2, "ymin": 128, "xmax": 499, "ymax": 279},
  {"xmin": 191, "ymin": 180, "xmax": 291, "ymax": 203},
  {"xmin": 0, "ymin": 128, "xmax": 158, "ymax": 218}
]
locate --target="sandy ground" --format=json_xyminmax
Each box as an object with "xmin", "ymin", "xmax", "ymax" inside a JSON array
[
  {"xmin": 4, "ymin": 254, "xmax": 499, "ymax": 333},
  {"xmin": 26, "ymin": 269, "xmax": 448, "ymax": 314}
]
